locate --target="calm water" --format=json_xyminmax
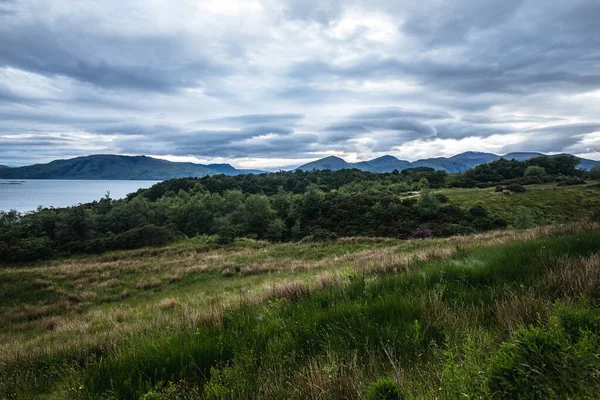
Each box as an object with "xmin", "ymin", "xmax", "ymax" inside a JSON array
[{"xmin": 0, "ymin": 180, "xmax": 160, "ymax": 213}]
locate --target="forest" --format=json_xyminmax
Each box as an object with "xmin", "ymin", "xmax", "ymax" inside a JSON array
[{"xmin": 1, "ymin": 155, "xmax": 598, "ymax": 263}]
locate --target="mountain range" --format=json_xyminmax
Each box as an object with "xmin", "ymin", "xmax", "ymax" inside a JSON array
[
  {"xmin": 297, "ymin": 152, "xmax": 600, "ymax": 173},
  {"xmin": 0, "ymin": 152, "xmax": 598, "ymax": 180},
  {"xmin": 0, "ymin": 155, "xmax": 261, "ymax": 180}
]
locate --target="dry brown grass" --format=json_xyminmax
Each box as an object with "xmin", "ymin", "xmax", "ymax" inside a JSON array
[
  {"xmin": 267, "ymin": 280, "xmax": 310, "ymax": 301},
  {"xmin": 158, "ymin": 297, "xmax": 180, "ymax": 310},
  {"xmin": 289, "ymin": 351, "xmax": 366, "ymax": 400},
  {"xmin": 542, "ymin": 254, "xmax": 600, "ymax": 299},
  {"xmin": 97, "ymin": 278, "xmax": 121, "ymax": 288},
  {"xmin": 314, "ymin": 271, "xmax": 342, "ymax": 290},
  {"xmin": 135, "ymin": 279, "xmax": 162, "ymax": 290},
  {"xmin": 354, "ymin": 245, "xmax": 456, "ymax": 276},
  {"xmin": 494, "ymin": 289, "xmax": 550, "ymax": 332}
]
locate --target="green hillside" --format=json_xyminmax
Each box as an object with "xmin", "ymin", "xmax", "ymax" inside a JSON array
[
  {"xmin": 440, "ymin": 182, "xmax": 600, "ymax": 225},
  {"xmin": 1, "ymin": 224, "xmax": 599, "ymax": 398},
  {"xmin": 2, "ymin": 162, "xmax": 600, "ymax": 398}
]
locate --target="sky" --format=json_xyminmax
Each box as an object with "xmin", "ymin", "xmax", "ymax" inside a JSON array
[{"xmin": 1, "ymin": 0, "xmax": 599, "ymax": 169}]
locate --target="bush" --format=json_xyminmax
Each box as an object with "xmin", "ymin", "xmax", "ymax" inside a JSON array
[
  {"xmin": 417, "ymin": 188, "xmax": 440, "ymax": 217},
  {"xmin": 495, "ymin": 186, "xmax": 504, "ymax": 192},
  {"xmin": 589, "ymin": 165, "xmax": 600, "ymax": 180},
  {"xmin": 434, "ymin": 193, "xmax": 449, "ymax": 203},
  {"xmin": 514, "ymin": 206, "xmax": 534, "ymax": 229},
  {"xmin": 300, "ymin": 228, "xmax": 338, "ymax": 242},
  {"xmin": 365, "ymin": 378, "xmax": 403, "ymax": 400},
  {"xmin": 0, "ymin": 237, "xmax": 54, "ymax": 263},
  {"xmin": 489, "ymin": 320, "xmax": 600, "ymax": 398},
  {"xmin": 557, "ymin": 177, "xmax": 586, "ymax": 186},
  {"xmin": 109, "ymin": 224, "xmax": 184, "ymax": 250},
  {"xmin": 506, "ymin": 183, "xmax": 526, "ymax": 193},
  {"xmin": 408, "ymin": 227, "xmax": 433, "ymax": 240},
  {"xmin": 523, "ymin": 165, "xmax": 546, "ymax": 177}
]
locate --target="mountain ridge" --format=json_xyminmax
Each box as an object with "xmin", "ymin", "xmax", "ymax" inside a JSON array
[
  {"xmin": 297, "ymin": 152, "xmax": 599, "ymax": 173},
  {"xmin": 1, "ymin": 152, "xmax": 598, "ymax": 180},
  {"xmin": 0, "ymin": 155, "xmax": 264, "ymax": 180}
]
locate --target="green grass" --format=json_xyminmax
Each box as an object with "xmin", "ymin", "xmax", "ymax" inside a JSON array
[
  {"xmin": 439, "ymin": 181, "xmax": 600, "ymax": 225},
  {"xmin": 1, "ymin": 225, "xmax": 599, "ymax": 399}
]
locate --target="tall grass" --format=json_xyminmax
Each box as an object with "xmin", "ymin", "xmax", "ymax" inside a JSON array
[
  {"xmin": 1, "ymin": 228, "xmax": 599, "ymax": 398},
  {"xmin": 78, "ymin": 230, "xmax": 600, "ymax": 398}
]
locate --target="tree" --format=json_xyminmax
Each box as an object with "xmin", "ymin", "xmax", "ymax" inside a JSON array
[
  {"xmin": 589, "ymin": 165, "xmax": 600, "ymax": 180},
  {"xmin": 417, "ymin": 188, "xmax": 440, "ymax": 217},
  {"xmin": 523, "ymin": 165, "xmax": 546, "ymax": 177},
  {"xmin": 242, "ymin": 194, "xmax": 275, "ymax": 238}
]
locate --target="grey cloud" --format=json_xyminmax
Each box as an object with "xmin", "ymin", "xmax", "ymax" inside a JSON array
[
  {"xmin": 200, "ymin": 113, "xmax": 304, "ymax": 126},
  {"xmin": 322, "ymin": 110, "xmax": 438, "ymax": 144},
  {"xmin": 501, "ymin": 123, "xmax": 600, "ymax": 154},
  {"xmin": 1, "ymin": 0, "xmax": 600, "ymax": 166},
  {"xmin": 349, "ymin": 107, "xmax": 452, "ymax": 120},
  {"xmin": 433, "ymin": 121, "xmax": 512, "ymax": 139},
  {"xmin": 0, "ymin": 22, "xmax": 228, "ymax": 93}
]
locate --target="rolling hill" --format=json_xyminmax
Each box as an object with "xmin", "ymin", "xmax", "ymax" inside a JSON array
[
  {"xmin": 0, "ymin": 155, "xmax": 259, "ymax": 180},
  {"xmin": 298, "ymin": 151, "xmax": 599, "ymax": 173}
]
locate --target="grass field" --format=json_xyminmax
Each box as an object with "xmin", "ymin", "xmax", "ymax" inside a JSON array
[
  {"xmin": 1, "ymin": 220, "xmax": 599, "ymax": 399},
  {"xmin": 1, "ymin": 183, "xmax": 600, "ymax": 399},
  {"xmin": 439, "ymin": 181, "xmax": 600, "ymax": 226}
]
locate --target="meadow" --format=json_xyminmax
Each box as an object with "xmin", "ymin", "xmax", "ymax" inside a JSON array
[
  {"xmin": 1, "ymin": 221, "xmax": 599, "ymax": 399},
  {"xmin": 440, "ymin": 182, "xmax": 600, "ymax": 225},
  {"xmin": 1, "ymin": 168, "xmax": 600, "ymax": 399}
]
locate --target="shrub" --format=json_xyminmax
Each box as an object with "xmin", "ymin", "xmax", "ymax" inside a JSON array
[
  {"xmin": 495, "ymin": 186, "xmax": 504, "ymax": 192},
  {"xmin": 523, "ymin": 165, "xmax": 546, "ymax": 177},
  {"xmin": 434, "ymin": 193, "xmax": 449, "ymax": 203},
  {"xmin": 417, "ymin": 188, "xmax": 440, "ymax": 217},
  {"xmin": 591, "ymin": 209, "xmax": 600, "ymax": 223},
  {"xmin": 557, "ymin": 177, "xmax": 586, "ymax": 186},
  {"xmin": 408, "ymin": 227, "xmax": 433, "ymax": 240},
  {"xmin": 0, "ymin": 237, "xmax": 54, "ymax": 263},
  {"xmin": 110, "ymin": 224, "xmax": 183, "ymax": 250},
  {"xmin": 469, "ymin": 205, "xmax": 488, "ymax": 218},
  {"xmin": 506, "ymin": 183, "xmax": 526, "ymax": 193},
  {"xmin": 520, "ymin": 175, "xmax": 542, "ymax": 185},
  {"xmin": 365, "ymin": 378, "xmax": 403, "ymax": 400},
  {"xmin": 301, "ymin": 228, "xmax": 338, "ymax": 242},
  {"xmin": 489, "ymin": 321, "xmax": 600, "ymax": 398},
  {"xmin": 215, "ymin": 217, "xmax": 235, "ymax": 245},
  {"xmin": 514, "ymin": 206, "xmax": 534, "ymax": 229},
  {"xmin": 589, "ymin": 165, "xmax": 600, "ymax": 180}
]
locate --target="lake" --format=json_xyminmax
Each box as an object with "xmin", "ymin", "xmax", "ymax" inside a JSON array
[{"xmin": 0, "ymin": 180, "xmax": 161, "ymax": 213}]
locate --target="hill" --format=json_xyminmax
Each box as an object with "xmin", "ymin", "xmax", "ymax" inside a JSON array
[
  {"xmin": 0, "ymin": 155, "xmax": 259, "ymax": 180},
  {"xmin": 0, "ymin": 165, "xmax": 10, "ymax": 170},
  {"xmin": 296, "ymin": 155, "xmax": 351, "ymax": 171},
  {"xmin": 298, "ymin": 151, "xmax": 600, "ymax": 173}
]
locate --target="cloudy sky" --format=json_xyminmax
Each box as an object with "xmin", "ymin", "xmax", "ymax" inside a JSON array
[{"xmin": 1, "ymin": 0, "xmax": 599, "ymax": 169}]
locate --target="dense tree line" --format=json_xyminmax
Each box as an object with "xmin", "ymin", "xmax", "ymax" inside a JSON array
[
  {"xmin": 0, "ymin": 156, "xmax": 590, "ymax": 263},
  {"xmin": 450, "ymin": 155, "xmax": 584, "ymax": 187}
]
